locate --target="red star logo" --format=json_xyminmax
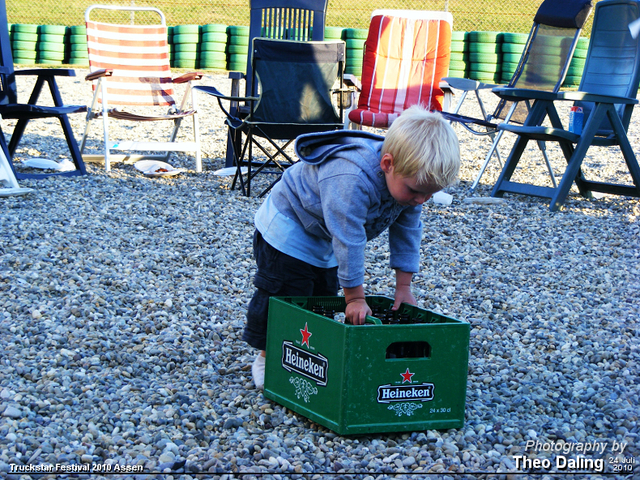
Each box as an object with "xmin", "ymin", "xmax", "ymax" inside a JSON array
[
  {"xmin": 300, "ymin": 323, "xmax": 312, "ymax": 347},
  {"xmin": 401, "ymin": 368, "xmax": 415, "ymax": 383}
]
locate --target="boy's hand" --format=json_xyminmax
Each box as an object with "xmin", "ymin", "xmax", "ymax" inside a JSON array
[
  {"xmin": 343, "ymin": 285, "xmax": 371, "ymax": 325},
  {"xmin": 392, "ymin": 270, "xmax": 417, "ymax": 310},
  {"xmin": 345, "ymin": 299, "xmax": 372, "ymax": 325},
  {"xmin": 392, "ymin": 285, "xmax": 417, "ymax": 310}
]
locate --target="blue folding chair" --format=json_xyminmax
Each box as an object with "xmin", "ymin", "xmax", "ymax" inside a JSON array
[{"xmin": 491, "ymin": 0, "xmax": 640, "ymax": 211}]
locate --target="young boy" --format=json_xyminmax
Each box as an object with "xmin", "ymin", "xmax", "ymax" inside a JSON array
[{"xmin": 243, "ymin": 105, "xmax": 460, "ymax": 389}]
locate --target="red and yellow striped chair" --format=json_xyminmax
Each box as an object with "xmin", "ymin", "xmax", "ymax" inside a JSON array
[
  {"xmin": 346, "ymin": 9, "xmax": 453, "ymax": 130},
  {"xmin": 81, "ymin": 5, "xmax": 203, "ymax": 172}
]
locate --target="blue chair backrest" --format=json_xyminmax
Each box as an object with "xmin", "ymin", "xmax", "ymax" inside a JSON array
[{"xmin": 576, "ymin": 0, "xmax": 640, "ymax": 134}]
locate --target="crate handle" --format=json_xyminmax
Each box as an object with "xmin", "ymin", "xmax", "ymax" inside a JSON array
[
  {"xmin": 365, "ymin": 315, "xmax": 382, "ymax": 325},
  {"xmin": 345, "ymin": 315, "xmax": 382, "ymax": 325},
  {"xmin": 386, "ymin": 341, "xmax": 431, "ymax": 359}
]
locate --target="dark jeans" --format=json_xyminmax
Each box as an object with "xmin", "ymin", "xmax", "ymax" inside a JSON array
[{"xmin": 242, "ymin": 230, "xmax": 339, "ymax": 351}]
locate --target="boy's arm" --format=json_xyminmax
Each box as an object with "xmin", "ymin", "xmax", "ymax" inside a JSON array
[
  {"xmin": 393, "ymin": 269, "xmax": 417, "ymax": 310},
  {"xmin": 344, "ymin": 285, "xmax": 372, "ymax": 325}
]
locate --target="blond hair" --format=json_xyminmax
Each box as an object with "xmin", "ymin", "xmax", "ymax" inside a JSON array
[{"xmin": 382, "ymin": 105, "xmax": 460, "ymax": 188}]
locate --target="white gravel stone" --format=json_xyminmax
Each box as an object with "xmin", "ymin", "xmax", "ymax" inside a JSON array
[{"xmin": 0, "ymin": 69, "xmax": 637, "ymax": 477}]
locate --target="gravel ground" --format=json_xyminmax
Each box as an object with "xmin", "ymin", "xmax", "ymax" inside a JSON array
[{"xmin": 0, "ymin": 69, "xmax": 639, "ymax": 480}]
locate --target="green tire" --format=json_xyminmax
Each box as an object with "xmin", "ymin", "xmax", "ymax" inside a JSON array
[
  {"xmin": 174, "ymin": 43, "xmax": 199, "ymax": 53},
  {"xmin": 37, "ymin": 58, "xmax": 64, "ymax": 65},
  {"xmin": 11, "ymin": 40, "xmax": 37, "ymax": 51},
  {"xmin": 448, "ymin": 69, "xmax": 467, "ymax": 78},
  {"xmin": 573, "ymin": 47, "xmax": 588, "ymax": 59},
  {"xmin": 469, "ymin": 42, "xmax": 500, "ymax": 54},
  {"xmin": 12, "ymin": 50, "xmax": 37, "ymax": 60},
  {"xmin": 469, "ymin": 70, "xmax": 500, "ymax": 82},
  {"xmin": 569, "ymin": 56, "xmax": 586, "ymax": 68},
  {"xmin": 342, "ymin": 28, "xmax": 367, "ymax": 40},
  {"xmin": 199, "ymin": 51, "xmax": 226, "ymax": 62},
  {"xmin": 68, "ymin": 57, "xmax": 90, "ymax": 65},
  {"xmin": 227, "ymin": 62, "xmax": 246, "ymax": 71},
  {"xmin": 563, "ymin": 75, "xmax": 582, "ymax": 86},
  {"xmin": 172, "ymin": 58, "xmax": 197, "ymax": 68},
  {"xmin": 12, "ymin": 24, "xmax": 38, "ymax": 34},
  {"xmin": 469, "ymin": 52, "xmax": 499, "ymax": 63},
  {"xmin": 469, "ymin": 31, "xmax": 501, "ymax": 43},
  {"xmin": 502, "ymin": 52, "xmax": 522, "ymax": 63},
  {"xmin": 501, "ymin": 32, "xmax": 528, "ymax": 44},
  {"xmin": 199, "ymin": 61, "xmax": 227, "ymax": 70},
  {"xmin": 69, "ymin": 45, "xmax": 89, "ymax": 54},
  {"xmin": 69, "ymin": 25, "xmax": 86, "ymax": 35},
  {"xmin": 227, "ymin": 53, "xmax": 246, "ymax": 64},
  {"xmin": 70, "ymin": 34, "xmax": 87, "ymax": 44},
  {"xmin": 172, "ymin": 25, "xmax": 200, "ymax": 35},
  {"xmin": 228, "ymin": 35, "xmax": 249, "ymax": 46},
  {"xmin": 227, "ymin": 25, "xmax": 249, "ymax": 36},
  {"xmin": 501, "ymin": 43, "xmax": 525, "ymax": 54},
  {"xmin": 449, "ymin": 60, "xmax": 469, "ymax": 70},
  {"xmin": 39, "ymin": 33, "xmax": 65, "ymax": 43},
  {"xmin": 202, "ymin": 24, "xmax": 227, "ymax": 34},
  {"xmin": 451, "ymin": 31, "xmax": 468, "ymax": 42},
  {"xmin": 37, "ymin": 51, "xmax": 65, "ymax": 61},
  {"xmin": 12, "ymin": 32, "xmax": 38, "ymax": 42},
  {"xmin": 38, "ymin": 25, "xmax": 67, "ymax": 35},
  {"xmin": 226, "ymin": 44, "xmax": 248, "ymax": 54},
  {"xmin": 173, "ymin": 51, "xmax": 197, "ymax": 61},
  {"xmin": 450, "ymin": 41, "xmax": 467, "ymax": 53},
  {"xmin": 201, "ymin": 42, "xmax": 226, "ymax": 53},
  {"xmin": 202, "ymin": 32, "xmax": 227, "ymax": 43},
  {"xmin": 37, "ymin": 42, "xmax": 66, "ymax": 53},
  {"xmin": 472, "ymin": 62, "xmax": 500, "ymax": 73},
  {"xmin": 173, "ymin": 33, "xmax": 200, "ymax": 44},
  {"xmin": 450, "ymin": 51, "xmax": 469, "ymax": 62},
  {"xmin": 324, "ymin": 26, "xmax": 344, "ymax": 39},
  {"xmin": 346, "ymin": 38, "xmax": 365, "ymax": 49}
]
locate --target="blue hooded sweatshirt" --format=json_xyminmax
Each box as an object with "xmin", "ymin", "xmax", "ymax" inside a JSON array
[{"xmin": 254, "ymin": 130, "xmax": 423, "ymax": 288}]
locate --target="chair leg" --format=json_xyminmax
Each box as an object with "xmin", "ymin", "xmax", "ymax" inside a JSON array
[
  {"xmin": 537, "ymin": 140, "xmax": 557, "ymax": 188},
  {"xmin": 469, "ymin": 129, "xmax": 504, "ymax": 193}
]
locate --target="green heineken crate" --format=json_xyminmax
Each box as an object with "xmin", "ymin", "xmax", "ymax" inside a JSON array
[{"xmin": 263, "ymin": 296, "xmax": 470, "ymax": 435}]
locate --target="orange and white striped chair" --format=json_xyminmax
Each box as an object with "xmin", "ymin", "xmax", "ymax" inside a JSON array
[
  {"xmin": 81, "ymin": 5, "xmax": 202, "ymax": 172},
  {"xmin": 346, "ymin": 9, "xmax": 453, "ymax": 130}
]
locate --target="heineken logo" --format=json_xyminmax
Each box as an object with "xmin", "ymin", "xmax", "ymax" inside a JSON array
[
  {"xmin": 281, "ymin": 341, "xmax": 328, "ymax": 386},
  {"xmin": 377, "ymin": 383, "xmax": 435, "ymax": 403}
]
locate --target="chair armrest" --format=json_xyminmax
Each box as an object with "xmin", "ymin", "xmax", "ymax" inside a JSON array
[
  {"xmin": 15, "ymin": 68, "xmax": 76, "ymax": 78},
  {"xmin": 173, "ymin": 72, "xmax": 204, "ymax": 83},
  {"xmin": 443, "ymin": 77, "xmax": 497, "ymax": 92},
  {"xmin": 344, "ymin": 74, "xmax": 362, "ymax": 91},
  {"xmin": 228, "ymin": 71, "xmax": 245, "ymax": 81},
  {"xmin": 555, "ymin": 91, "xmax": 639, "ymax": 105},
  {"xmin": 493, "ymin": 87, "xmax": 639, "ymax": 106},
  {"xmin": 85, "ymin": 69, "xmax": 113, "ymax": 81},
  {"xmin": 193, "ymin": 85, "xmax": 258, "ymax": 103}
]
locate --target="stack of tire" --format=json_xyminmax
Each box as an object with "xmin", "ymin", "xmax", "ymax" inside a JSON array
[
  {"xmin": 11, "ymin": 24, "xmax": 38, "ymax": 65},
  {"xmin": 226, "ymin": 25, "xmax": 249, "ymax": 73},
  {"xmin": 199, "ymin": 24, "xmax": 227, "ymax": 70},
  {"xmin": 448, "ymin": 31, "xmax": 469, "ymax": 79},
  {"xmin": 171, "ymin": 24, "xmax": 200, "ymax": 69},
  {"xmin": 468, "ymin": 31, "xmax": 502, "ymax": 84},
  {"xmin": 37, "ymin": 25, "xmax": 67, "ymax": 65},
  {"xmin": 500, "ymin": 32, "xmax": 528, "ymax": 84},
  {"xmin": 342, "ymin": 28, "xmax": 367, "ymax": 77},
  {"xmin": 68, "ymin": 25, "xmax": 89, "ymax": 66},
  {"xmin": 563, "ymin": 37, "xmax": 589, "ymax": 88}
]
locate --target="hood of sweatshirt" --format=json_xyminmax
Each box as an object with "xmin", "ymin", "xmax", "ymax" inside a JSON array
[{"xmin": 294, "ymin": 130, "xmax": 385, "ymax": 166}]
